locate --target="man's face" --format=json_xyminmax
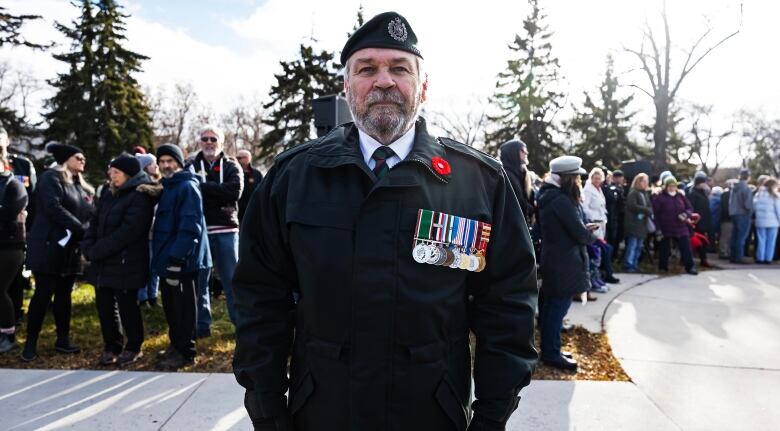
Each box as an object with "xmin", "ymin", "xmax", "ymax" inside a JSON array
[
  {"xmin": 613, "ymin": 176, "xmax": 625, "ymax": 186},
  {"xmin": 519, "ymin": 148, "xmax": 528, "ymax": 164},
  {"xmin": 236, "ymin": 151, "xmax": 251, "ymax": 169},
  {"xmin": 344, "ymin": 48, "xmax": 427, "ymax": 144},
  {"xmin": 0, "ymin": 135, "xmax": 7, "ymax": 151},
  {"xmin": 158, "ymin": 155, "xmax": 181, "ymax": 178},
  {"xmin": 200, "ymin": 131, "xmax": 222, "ymax": 159}
]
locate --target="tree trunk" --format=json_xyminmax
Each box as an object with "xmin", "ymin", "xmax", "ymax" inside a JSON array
[{"xmin": 653, "ymin": 95, "xmax": 669, "ymax": 170}]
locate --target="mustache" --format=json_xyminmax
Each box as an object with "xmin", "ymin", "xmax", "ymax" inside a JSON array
[{"xmin": 365, "ymin": 89, "xmax": 404, "ymax": 106}]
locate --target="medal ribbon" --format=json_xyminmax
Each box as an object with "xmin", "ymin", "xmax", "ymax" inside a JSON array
[
  {"xmin": 465, "ymin": 219, "xmax": 476, "ymax": 254},
  {"xmin": 416, "ymin": 209, "xmax": 434, "ymax": 241},
  {"xmin": 478, "ymin": 222, "xmax": 492, "ymax": 254}
]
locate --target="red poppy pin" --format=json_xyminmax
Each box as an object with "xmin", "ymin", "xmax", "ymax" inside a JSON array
[
  {"xmin": 214, "ymin": 165, "xmax": 221, "ymax": 172},
  {"xmin": 431, "ymin": 157, "xmax": 451, "ymax": 176}
]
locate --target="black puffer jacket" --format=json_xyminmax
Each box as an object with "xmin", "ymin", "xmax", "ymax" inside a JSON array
[
  {"xmin": 82, "ymin": 172, "xmax": 159, "ymax": 290},
  {"xmin": 188, "ymin": 151, "xmax": 243, "ymax": 229},
  {"xmin": 688, "ymin": 187, "xmax": 712, "ymax": 234},
  {"xmin": 26, "ymin": 168, "xmax": 94, "ymax": 276},
  {"xmin": 537, "ymin": 182, "xmax": 596, "ymax": 298},
  {"xmin": 0, "ymin": 172, "xmax": 28, "ymax": 248}
]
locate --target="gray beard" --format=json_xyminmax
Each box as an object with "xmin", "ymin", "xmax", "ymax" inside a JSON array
[{"xmin": 348, "ymin": 88, "xmax": 420, "ymax": 144}]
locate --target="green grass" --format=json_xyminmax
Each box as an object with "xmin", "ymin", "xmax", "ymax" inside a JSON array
[{"xmin": 0, "ymin": 282, "xmax": 235, "ymax": 372}]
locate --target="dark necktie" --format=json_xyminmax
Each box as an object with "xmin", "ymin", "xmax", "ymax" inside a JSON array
[{"xmin": 371, "ymin": 146, "xmax": 395, "ymax": 180}]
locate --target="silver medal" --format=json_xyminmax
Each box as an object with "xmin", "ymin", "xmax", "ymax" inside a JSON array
[
  {"xmin": 426, "ymin": 245, "xmax": 442, "ymax": 264},
  {"xmin": 412, "ymin": 243, "xmax": 429, "ymax": 263}
]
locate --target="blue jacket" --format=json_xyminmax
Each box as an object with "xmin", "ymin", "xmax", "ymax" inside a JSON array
[
  {"xmin": 753, "ymin": 188, "xmax": 780, "ymax": 228},
  {"xmin": 152, "ymin": 169, "xmax": 211, "ymax": 275}
]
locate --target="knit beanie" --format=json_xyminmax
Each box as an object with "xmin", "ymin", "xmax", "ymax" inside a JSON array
[
  {"xmin": 47, "ymin": 143, "xmax": 83, "ymax": 165},
  {"xmin": 109, "ymin": 153, "xmax": 141, "ymax": 177},
  {"xmin": 156, "ymin": 144, "xmax": 185, "ymax": 168},
  {"xmin": 135, "ymin": 153, "xmax": 156, "ymax": 171}
]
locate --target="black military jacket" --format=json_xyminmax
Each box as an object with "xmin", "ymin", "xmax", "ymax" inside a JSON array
[{"xmin": 233, "ymin": 118, "xmax": 538, "ymax": 431}]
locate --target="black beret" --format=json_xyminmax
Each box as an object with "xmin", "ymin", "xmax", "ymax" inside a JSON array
[
  {"xmin": 157, "ymin": 144, "xmax": 185, "ymax": 168},
  {"xmin": 612, "ymin": 169, "xmax": 624, "ymax": 177},
  {"xmin": 47, "ymin": 143, "xmax": 83, "ymax": 165},
  {"xmin": 109, "ymin": 153, "xmax": 141, "ymax": 177},
  {"xmin": 340, "ymin": 12, "xmax": 422, "ymax": 65}
]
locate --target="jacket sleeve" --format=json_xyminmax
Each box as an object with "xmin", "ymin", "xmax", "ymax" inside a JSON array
[
  {"xmin": 626, "ymin": 191, "xmax": 653, "ymax": 216},
  {"xmin": 200, "ymin": 159, "xmax": 244, "ymax": 204},
  {"xmin": 556, "ymin": 196, "xmax": 598, "ymax": 246},
  {"xmin": 38, "ymin": 172, "xmax": 87, "ymax": 237},
  {"xmin": 466, "ymin": 170, "xmax": 538, "ymax": 426},
  {"xmin": 233, "ymin": 163, "xmax": 296, "ymax": 422},
  {"xmin": 168, "ymin": 183, "xmax": 206, "ymax": 261},
  {"xmin": 0, "ymin": 178, "xmax": 27, "ymax": 222},
  {"xmin": 89, "ymin": 194, "xmax": 154, "ymax": 262}
]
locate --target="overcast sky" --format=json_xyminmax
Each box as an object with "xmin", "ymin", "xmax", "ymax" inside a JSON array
[{"xmin": 3, "ymin": 0, "xmax": 778, "ymax": 166}]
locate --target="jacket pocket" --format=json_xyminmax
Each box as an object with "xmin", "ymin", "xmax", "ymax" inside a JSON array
[
  {"xmin": 288, "ymin": 370, "xmax": 314, "ymax": 415},
  {"xmin": 435, "ymin": 374, "xmax": 467, "ymax": 431}
]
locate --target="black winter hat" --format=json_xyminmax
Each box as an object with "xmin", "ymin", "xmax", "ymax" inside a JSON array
[
  {"xmin": 109, "ymin": 153, "xmax": 141, "ymax": 177},
  {"xmin": 47, "ymin": 143, "xmax": 83, "ymax": 165},
  {"xmin": 694, "ymin": 175, "xmax": 707, "ymax": 185},
  {"xmin": 157, "ymin": 144, "xmax": 184, "ymax": 168},
  {"xmin": 340, "ymin": 12, "xmax": 422, "ymax": 65}
]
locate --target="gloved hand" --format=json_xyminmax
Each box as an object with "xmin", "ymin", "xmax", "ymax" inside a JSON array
[
  {"xmin": 164, "ymin": 257, "xmax": 185, "ymax": 286},
  {"xmin": 251, "ymin": 414, "xmax": 292, "ymax": 431},
  {"xmin": 467, "ymin": 415, "xmax": 505, "ymax": 431}
]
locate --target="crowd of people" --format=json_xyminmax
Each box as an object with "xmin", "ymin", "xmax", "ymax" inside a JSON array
[
  {"xmin": 499, "ymin": 141, "xmax": 780, "ymax": 371},
  {"xmin": 0, "ymin": 125, "xmax": 263, "ymax": 369}
]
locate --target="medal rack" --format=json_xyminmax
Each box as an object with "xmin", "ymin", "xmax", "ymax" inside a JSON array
[{"xmin": 412, "ymin": 208, "xmax": 490, "ymax": 272}]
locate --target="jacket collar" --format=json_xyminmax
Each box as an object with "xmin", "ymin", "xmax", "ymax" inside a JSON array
[{"xmin": 306, "ymin": 117, "xmax": 448, "ymax": 184}]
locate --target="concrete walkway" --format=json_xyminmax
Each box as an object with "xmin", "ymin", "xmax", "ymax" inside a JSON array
[
  {"xmin": 605, "ymin": 268, "xmax": 780, "ymax": 431},
  {"xmin": 0, "ymin": 368, "xmax": 676, "ymax": 431}
]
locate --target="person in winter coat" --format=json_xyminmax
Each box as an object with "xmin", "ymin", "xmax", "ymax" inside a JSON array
[
  {"xmin": 622, "ymin": 173, "xmax": 653, "ymax": 272},
  {"xmin": 687, "ymin": 176, "xmax": 713, "ymax": 267},
  {"xmin": 500, "ymin": 139, "xmax": 535, "ymax": 224},
  {"xmin": 709, "ymin": 186, "xmax": 723, "ymax": 251},
  {"xmin": 188, "ymin": 125, "xmax": 243, "ymax": 335},
  {"xmin": 651, "ymin": 177, "xmax": 697, "ymax": 275},
  {"xmin": 81, "ymin": 154, "xmax": 159, "ymax": 366},
  {"xmin": 0, "ymin": 157, "xmax": 28, "ymax": 352},
  {"xmin": 582, "ymin": 167, "xmax": 619, "ymax": 285},
  {"xmin": 152, "ymin": 144, "xmax": 211, "ymax": 371},
  {"xmin": 729, "ymin": 168, "xmax": 754, "ymax": 263},
  {"xmin": 753, "ymin": 178, "xmax": 780, "ymax": 263},
  {"xmin": 237, "ymin": 149, "xmax": 263, "ymax": 223},
  {"xmin": 22, "ymin": 144, "xmax": 95, "ymax": 361},
  {"xmin": 719, "ymin": 181, "xmax": 736, "ymax": 259},
  {"xmin": 538, "ymin": 156, "xmax": 597, "ymax": 371},
  {"xmin": 135, "ymin": 152, "xmax": 162, "ymax": 307},
  {"xmin": 233, "ymin": 13, "xmax": 538, "ymax": 431}
]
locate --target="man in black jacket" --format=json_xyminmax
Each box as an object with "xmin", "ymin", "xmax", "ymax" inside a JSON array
[
  {"xmin": 0, "ymin": 126, "xmax": 35, "ymax": 326},
  {"xmin": 236, "ymin": 149, "xmax": 263, "ymax": 223},
  {"xmin": 688, "ymin": 176, "xmax": 713, "ymax": 267},
  {"xmin": 233, "ymin": 12, "xmax": 537, "ymax": 431},
  {"xmin": 188, "ymin": 126, "xmax": 243, "ymax": 334}
]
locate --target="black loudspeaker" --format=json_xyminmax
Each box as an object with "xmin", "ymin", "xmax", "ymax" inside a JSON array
[
  {"xmin": 313, "ymin": 95, "xmax": 353, "ymax": 137},
  {"xmin": 620, "ymin": 160, "xmax": 654, "ymax": 182}
]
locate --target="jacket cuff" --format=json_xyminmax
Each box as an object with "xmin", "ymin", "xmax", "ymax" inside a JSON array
[
  {"xmin": 244, "ymin": 390, "xmax": 287, "ymax": 420},
  {"xmin": 467, "ymin": 414, "xmax": 506, "ymax": 431}
]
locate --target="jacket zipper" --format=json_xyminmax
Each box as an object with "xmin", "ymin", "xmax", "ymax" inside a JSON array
[{"xmin": 407, "ymin": 157, "xmax": 448, "ymax": 184}]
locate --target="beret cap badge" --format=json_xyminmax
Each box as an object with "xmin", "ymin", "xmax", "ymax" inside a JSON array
[{"xmin": 388, "ymin": 17, "xmax": 408, "ymax": 42}]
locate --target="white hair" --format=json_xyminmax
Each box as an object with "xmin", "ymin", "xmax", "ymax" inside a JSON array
[
  {"xmin": 200, "ymin": 125, "xmax": 225, "ymax": 144},
  {"xmin": 589, "ymin": 167, "xmax": 605, "ymax": 180}
]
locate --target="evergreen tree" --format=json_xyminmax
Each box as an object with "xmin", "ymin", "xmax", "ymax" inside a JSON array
[
  {"xmin": 44, "ymin": 0, "xmax": 152, "ymax": 180},
  {"xmin": 258, "ymin": 44, "xmax": 342, "ymax": 164},
  {"xmin": 347, "ymin": 5, "xmax": 365, "ymax": 38},
  {"xmin": 568, "ymin": 55, "xmax": 644, "ymax": 170},
  {"xmin": 0, "ymin": 6, "xmax": 48, "ymax": 49},
  {"xmin": 485, "ymin": 0, "xmax": 564, "ymax": 173}
]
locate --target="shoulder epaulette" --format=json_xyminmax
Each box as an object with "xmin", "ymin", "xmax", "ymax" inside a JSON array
[{"xmin": 439, "ymin": 137, "xmax": 501, "ymax": 172}]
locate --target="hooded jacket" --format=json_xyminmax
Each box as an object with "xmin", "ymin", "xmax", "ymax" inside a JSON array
[
  {"xmin": 652, "ymin": 191, "xmax": 693, "ymax": 238},
  {"xmin": 151, "ymin": 169, "xmax": 211, "ymax": 275},
  {"xmin": 536, "ymin": 182, "xmax": 596, "ymax": 298},
  {"xmin": 82, "ymin": 172, "xmax": 159, "ymax": 289},
  {"xmin": 188, "ymin": 151, "xmax": 243, "ymax": 232},
  {"xmin": 499, "ymin": 140, "xmax": 534, "ymax": 222}
]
